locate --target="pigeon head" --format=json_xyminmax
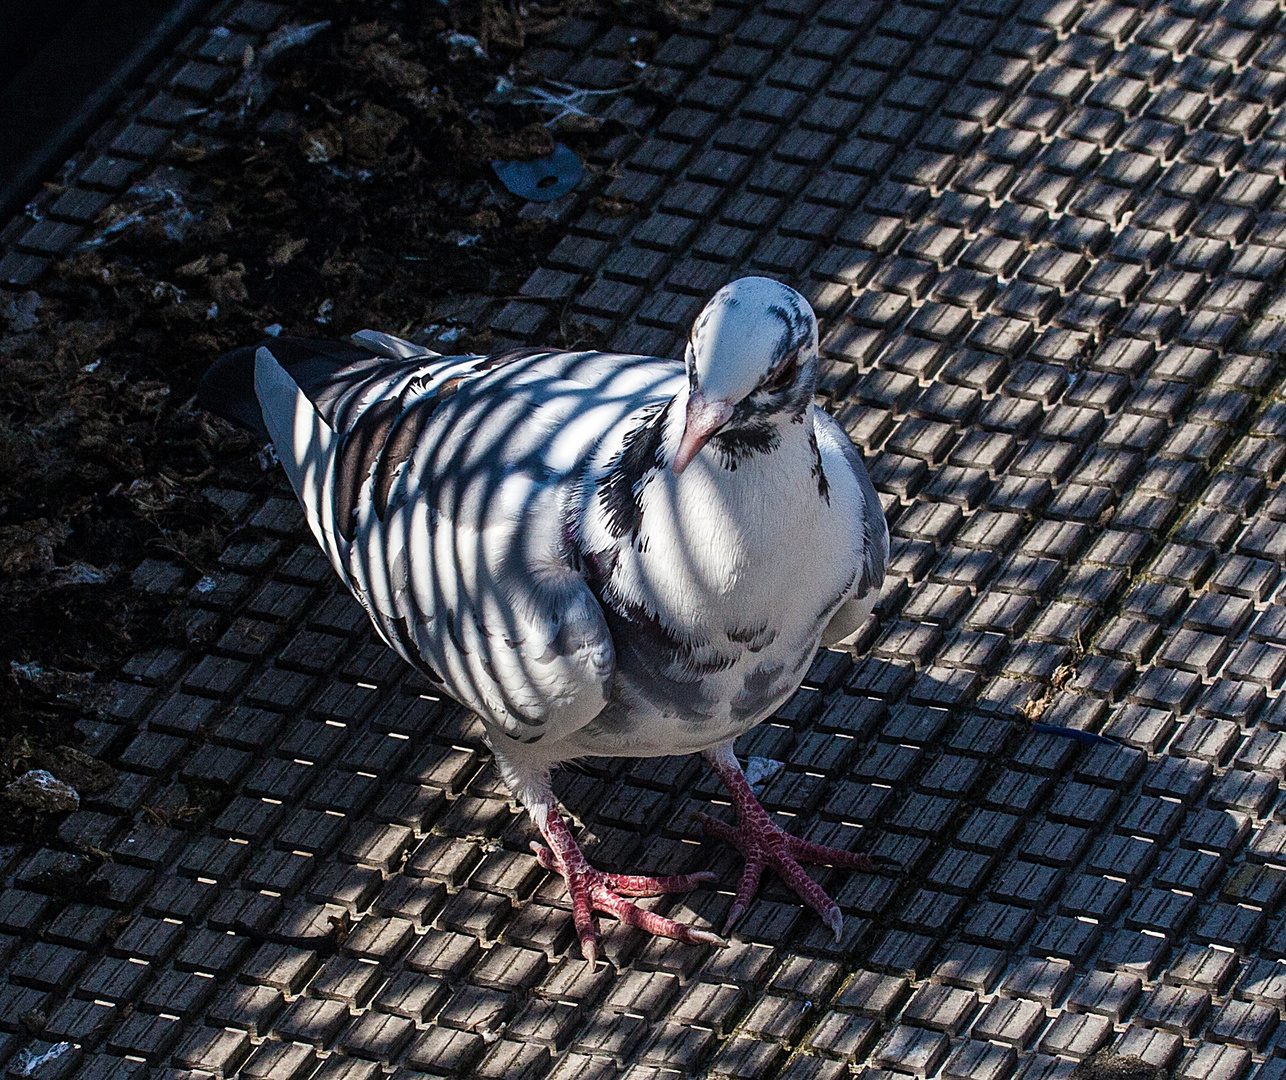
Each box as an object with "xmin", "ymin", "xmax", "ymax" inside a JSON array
[{"xmin": 674, "ymin": 277, "xmax": 818, "ymax": 475}]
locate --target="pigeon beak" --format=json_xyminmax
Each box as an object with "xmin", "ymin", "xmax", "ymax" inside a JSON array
[{"xmin": 673, "ymin": 390, "xmax": 734, "ymax": 476}]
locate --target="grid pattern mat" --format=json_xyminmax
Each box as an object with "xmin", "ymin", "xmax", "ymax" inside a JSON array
[{"xmin": 9, "ymin": 0, "xmax": 1286, "ymax": 1076}]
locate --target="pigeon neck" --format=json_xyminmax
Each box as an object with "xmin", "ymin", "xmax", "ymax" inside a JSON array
[{"xmin": 672, "ymin": 383, "xmax": 810, "ymax": 475}]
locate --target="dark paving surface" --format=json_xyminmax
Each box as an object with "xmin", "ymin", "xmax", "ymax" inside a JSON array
[
  {"xmin": 6, "ymin": 0, "xmax": 1286, "ymax": 1077},
  {"xmin": 0, "ymin": 0, "xmax": 288, "ymax": 284},
  {"xmin": 0, "ymin": 0, "xmax": 216, "ymax": 225}
]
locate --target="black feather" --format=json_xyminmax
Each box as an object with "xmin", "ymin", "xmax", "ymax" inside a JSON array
[
  {"xmin": 197, "ymin": 343, "xmax": 271, "ymax": 439},
  {"xmin": 198, "ymin": 336, "xmax": 377, "ymax": 439},
  {"xmin": 711, "ymin": 421, "xmax": 780, "ymax": 469},
  {"xmin": 598, "ymin": 400, "xmax": 670, "ymax": 540},
  {"xmin": 809, "ymin": 428, "xmax": 830, "ymax": 504},
  {"xmin": 334, "ymin": 398, "xmax": 401, "ymax": 542},
  {"xmin": 372, "ymin": 391, "xmax": 445, "ymax": 519}
]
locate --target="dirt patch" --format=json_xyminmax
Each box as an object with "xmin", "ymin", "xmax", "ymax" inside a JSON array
[
  {"xmin": 1071, "ymin": 1054, "xmax": 1170, "ymax": 1080},
  {"xmin": 0, "ymin": 0, "xmax": 693, "ymax": 841}
]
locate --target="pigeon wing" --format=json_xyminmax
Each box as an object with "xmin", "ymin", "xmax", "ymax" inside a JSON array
[
  {"xmin": 812, "ymin": 406, "xmax": 889, "ymax": 648},
  {"xmin": 252, "ymin": 336, "xmax": 630, "ymax": 746}
]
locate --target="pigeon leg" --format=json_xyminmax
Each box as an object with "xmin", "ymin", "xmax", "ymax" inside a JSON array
[
  {"xmin": 697, "ymin": 740, "xmax": 887, "ymax": 940},
  {"xmin": 496, "ymin": 753, "xmax": 722, "ymax": 962},
  {"xmin": 531, "ymin": 805, "xmax": 723, "ymax": 962}
]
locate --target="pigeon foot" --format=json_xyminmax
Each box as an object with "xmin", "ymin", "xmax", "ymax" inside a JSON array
[
  {"xmin": 694, "ymin": 810, "xmax": 883, "ymax": 940},
  {"xmin": 532, "ymin": 811, "xmax": 723, "ymax": 963},
  {"xmin": 701, "ymin": 745, "xmax": 889, "ymax": 940}
]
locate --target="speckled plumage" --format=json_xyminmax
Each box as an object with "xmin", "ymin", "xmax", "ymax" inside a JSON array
[{"xmin": 200, "ymin": 277, "xmax": 890, "ymax": 956}]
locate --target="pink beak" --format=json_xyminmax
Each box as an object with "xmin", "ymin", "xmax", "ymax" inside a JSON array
[{"xmin": 673, "ymin": 391, "xmax": 734, "ymax": 476}]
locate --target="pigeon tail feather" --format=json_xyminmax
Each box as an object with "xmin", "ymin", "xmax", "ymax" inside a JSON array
[
  {"xmin": 253, "ymin": 345, "xmax": 347, "ymax": 577},
  {"xmin": 198, "ymin": 336, "xmax": 376, "ymax": 441},
  {"xmin": 197, "ymin": 342, "xmax": 271, "ymax": 440}
]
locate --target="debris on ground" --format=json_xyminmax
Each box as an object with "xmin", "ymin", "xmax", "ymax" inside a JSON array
[
  {"xmin": 491, "ymin": 142, "xmax": 584, "ymax": 201},
  {"xmin": 743, "ymin": 756, "xmax": 785, "ymax": 796},
  {"xmin": 0, "ymin": 0, "xmax": 703, "ymax": 842},
  {"xmin": 4, "ymin": 770, "xmax": 80, "ymax": 814},
  {"xmin": 8, "ymin": 1042, "xmax": 75, "ymax": 1078},
  {"xmin": 1070, "ymin": 1053, "xmax": 1169, "ymax": 1080}
]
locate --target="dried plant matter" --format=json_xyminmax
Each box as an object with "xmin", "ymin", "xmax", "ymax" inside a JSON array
[{"xmin": 0, "ymin": 0, "xmax": 660, "ymax": 842}]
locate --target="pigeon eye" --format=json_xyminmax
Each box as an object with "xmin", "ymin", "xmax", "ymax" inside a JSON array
[{"xmin": 761, "ymin": 356, "xmax": 797, "ymax": 394}]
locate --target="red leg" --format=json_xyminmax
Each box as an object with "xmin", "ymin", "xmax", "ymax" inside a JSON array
[
  {"xmin": 532, "ymin": 806, "xmax": 722, "ymax": 963},
  {"xmin": 698, "ymin": 742, "xmax": 888, "ymax": 939}
]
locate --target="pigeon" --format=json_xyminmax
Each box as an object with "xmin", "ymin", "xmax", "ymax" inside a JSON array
[{"xmin": 199, "ymin": 276, "xmax": 890, "ymax": 960}]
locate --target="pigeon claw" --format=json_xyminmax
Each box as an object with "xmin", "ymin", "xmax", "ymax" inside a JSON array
[
  {"xmin": 532, "ymin": 843, "xmax": 723, "ymax": 961},
  {"xmin": 695, "ymin": 809, "xmax": 886, "ymax": 941},
  {"xmin": 825, "ymin": 904, "xmax": 844, "ymax": 943}
]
